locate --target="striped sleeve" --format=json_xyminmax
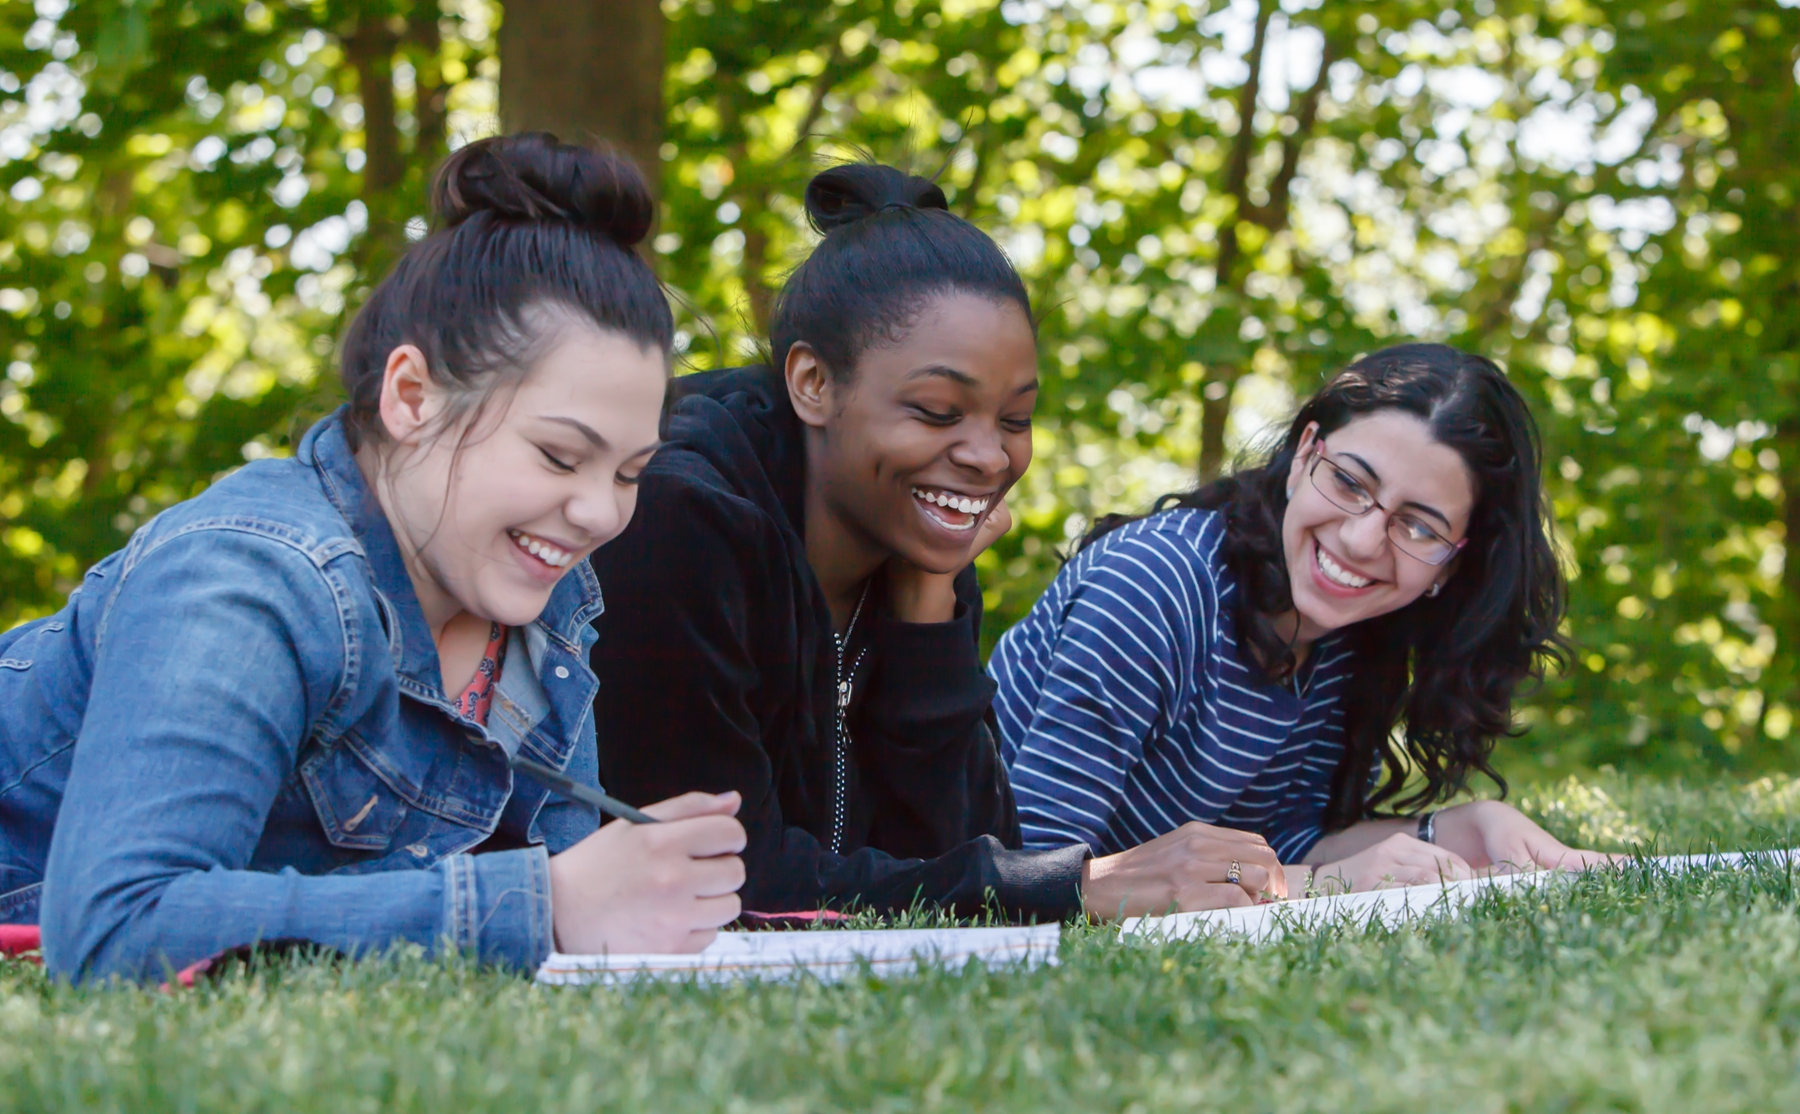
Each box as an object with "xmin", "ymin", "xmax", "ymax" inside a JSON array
[{"xmin": 998, "ymin": 528, "xmax": 1212, "ymax": 851}]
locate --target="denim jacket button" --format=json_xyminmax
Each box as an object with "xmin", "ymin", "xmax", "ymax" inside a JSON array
[{"xmin": 554, "ymin": 666, "xmax": 570, "ymax": 679}]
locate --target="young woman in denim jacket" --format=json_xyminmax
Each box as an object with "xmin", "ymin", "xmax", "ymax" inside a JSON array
[{"xmin": 0, "ymin": 134, "xmax": 746, "ymax": 981}]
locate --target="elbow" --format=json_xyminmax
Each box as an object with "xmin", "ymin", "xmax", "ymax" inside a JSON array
[{"xmin": 40, "ymin": 874, "xmax": 172, "ymax": 984}]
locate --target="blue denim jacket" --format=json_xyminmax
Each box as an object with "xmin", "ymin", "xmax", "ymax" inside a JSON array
[{"xmin": 0, "ymin": 409, "xmax": 606, "ymax": 980}]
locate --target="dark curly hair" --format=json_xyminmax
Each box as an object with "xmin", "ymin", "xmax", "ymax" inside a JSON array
[{"xmin": 1081, "ymin": 343, "xmax": 1568, "ymax": 830}]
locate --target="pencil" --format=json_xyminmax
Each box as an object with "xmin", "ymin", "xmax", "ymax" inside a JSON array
[{"xmin": 509, "ymin": 754, "xmax": 660, "ymax": 825}]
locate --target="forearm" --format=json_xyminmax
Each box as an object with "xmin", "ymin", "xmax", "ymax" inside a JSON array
[
  {"xmin": 859, "ymin": 611, "xmax": 1010, "ymax": 853},
  {"xmin": 43, "ymin": 848, "xmax": 555, "ymax": 982}
]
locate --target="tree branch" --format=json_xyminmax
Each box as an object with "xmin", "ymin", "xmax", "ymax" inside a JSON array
[{"xmin": 1251, "ymin": 36, "xmax": 1334, "ymax": 231}]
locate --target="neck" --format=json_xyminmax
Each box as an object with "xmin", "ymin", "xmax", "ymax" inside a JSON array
[
  {"xmin": 801, "ymin": 446, "xmax": 888, "ymax": 632},
  {"xmin": 1268, "ymin": 609, "xmax": 1327, "ymax": 668},
  {"xmin": 354, "ymin": 442, "xmax": 467, "ymax": 642}
]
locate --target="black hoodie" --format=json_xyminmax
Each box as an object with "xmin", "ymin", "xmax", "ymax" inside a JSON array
[{"xmin": 588, "ymin": 366, "xmax": 1089, "ymax": 918}]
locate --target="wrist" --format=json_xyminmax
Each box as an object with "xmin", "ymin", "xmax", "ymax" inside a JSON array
[{"xmin": 1427, "ymin": 801, "xmax": 1493, "ymax": 860}]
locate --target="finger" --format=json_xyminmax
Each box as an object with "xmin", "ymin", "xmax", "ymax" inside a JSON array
[
  {"xmin": 638, "ymin": 790, "xmax": 742, "ymax": 823},
  {"xmin": 1234, "ymin": 863, "xmax": 1273, "ymax": 899},
  {"xmin": 691, "ymin": 892, "xmax": 742, "ymax": 929},
  {"xmin": 1183, "ymin": 822, "xmax": 1277, "ymax": 849},
  {"xmin": 1408, "ymin": 847, "xmax": 1476, "ymax": 882},
  {"xmin": 677, "ymin": 927, "xmax": 721, "ymax": 953},
  {"xmin": 1180, "ymin": 882, "xmax": 1254, "ymax": 911},
  {"xmin": 652, "ymin": 814, "xmax": 748, "ymax": 858},
  {"xmin": 984, "ymin": 499, "xmax": 1012, "ymax": 538},
  {"xmin": 687, "ymin": 853, "xmax": 747, "ymax": 898},
  {"xmin": 1532, "ymin": 844, "xmax": 1615, "ymax": 871}
]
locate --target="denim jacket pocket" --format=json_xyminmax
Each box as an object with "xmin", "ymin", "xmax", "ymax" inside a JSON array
[{"xmin": 299, "ymin": 732, "xmax": 412, "ymax": 851}]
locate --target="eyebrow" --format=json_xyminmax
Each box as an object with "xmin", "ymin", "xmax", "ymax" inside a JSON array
[
  {"xmin": 904, "ymin": 365, "xmax": 1041, "ymax": 396},
  {"xmin": 905, "ymin": 364, "xmax": 978, "ymax": 387},
  {"xmin": 1338, "ymin": 450, "xmax": 1453, "ymax": 529},
  {"xmin": 541, "ymin": 416, "xmax": 610, "ymax": 450}
]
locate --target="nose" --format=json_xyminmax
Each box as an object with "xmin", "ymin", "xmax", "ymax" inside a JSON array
[
  {"xmin": 946, "ymin": 421, "xmax": 1012, "ymax": 479},
  {"xmin": 563, "ymin": 478, "xmax": 628, "ymax": 547},
  {"xmin": 1338, "ymin": 508, "xmax": 1390, "ymax": 559}
]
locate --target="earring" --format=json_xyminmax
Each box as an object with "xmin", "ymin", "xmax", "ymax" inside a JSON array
[
  {"xmin": 1426, "ymin": 582, "xmax": 1443, "ymax": 598},
  {"xmin": 1285, "ymin": 487, "xmax": 1294, "ymax": 499}
]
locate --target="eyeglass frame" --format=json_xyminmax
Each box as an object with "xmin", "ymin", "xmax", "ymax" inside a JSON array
[{"xmin": 1303, "ymin": 442, "xmax": 1468, "ymax": 567}]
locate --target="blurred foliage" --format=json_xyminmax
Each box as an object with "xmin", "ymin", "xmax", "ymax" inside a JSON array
[{"xmin": 0, "ymin": 0, "xmax": 1797, "ymax": 780}]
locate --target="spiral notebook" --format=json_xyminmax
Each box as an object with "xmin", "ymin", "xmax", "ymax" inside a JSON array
[
  {"xmin": 1119, "ymin": 849, "xmax": 1800, "ymax": 944},
  {"xmin": 536, "ymin": 923, "xmax": 1061, "ymax": 985}
]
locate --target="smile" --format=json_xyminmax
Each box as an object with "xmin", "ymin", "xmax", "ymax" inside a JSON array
[
  {"xmin": 1315, "ymin": 541, "xmax": 1373, "ymax": 589},
  {"xmin": 911, "ymin": 486, "xmax": 992, "ymax": 532},
  {"xmin": 508, "ymin": 529, "xmax": 576, "ymax": 569}
]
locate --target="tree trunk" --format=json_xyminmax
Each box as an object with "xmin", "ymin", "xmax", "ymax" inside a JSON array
[
  {"xmin": 1779, "ymin": 417, "xmax": 1800, "ymax": 703},
  {"xmin": 345, "ymin": 13, "xmax": 406, "ymax": 275},
  {"xmin": 499, "ymin": 0, "xmax": 665, "ymax": 196},
  {"xmin": 1198, "ymin": 377, "xmax": 1237, "ymax": 481}
]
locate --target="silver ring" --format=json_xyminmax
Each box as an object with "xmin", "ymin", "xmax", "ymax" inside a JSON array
[{"xmin": 1226, "ymin": 860, "xmax": 1242, "ymax": 885}]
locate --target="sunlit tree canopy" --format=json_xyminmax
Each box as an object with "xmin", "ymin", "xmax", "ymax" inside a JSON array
[{"xmin": 1, "ymin": 0, "xmax": 1796, "ymax": 779}]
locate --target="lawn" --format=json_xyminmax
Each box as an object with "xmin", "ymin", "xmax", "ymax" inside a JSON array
[{"xmin": 5, "ymin": 772, "xmax": 1800, "ymax": 1113}]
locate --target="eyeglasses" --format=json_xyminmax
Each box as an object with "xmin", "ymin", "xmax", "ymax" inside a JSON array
[{"xmin": 1305, "ymin": 444, "xmax": 1466, "ymax": 567}]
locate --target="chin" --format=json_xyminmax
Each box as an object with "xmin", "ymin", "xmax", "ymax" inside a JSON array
[
  {"xmin": 892, "ymin": 536, "xmax": 968, "ymax": 577},
  {"xmin": 479, "ymin": 588, "xmax": 555, "ymax": 629}
]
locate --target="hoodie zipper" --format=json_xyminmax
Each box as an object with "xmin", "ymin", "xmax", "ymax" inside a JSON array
[{"xmin": 830, "ymin": 584, "xmax": 871, "ymax": 856}]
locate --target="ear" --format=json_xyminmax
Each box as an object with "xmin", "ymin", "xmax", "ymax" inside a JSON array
[
  {"xmin": 1431, "ymin": 551, "xmax": 1463, "ymax": 593},
  {"xmin": 784, "ymin": 342, "xmax": 834, "ymax": 431},
  {"xmin": 376, "ymin": 344, "xmax": 441, "ymax": 446},
  {"xmin": 1285, "ymin": 421, "xmax": 1322, "ymax": 498}
]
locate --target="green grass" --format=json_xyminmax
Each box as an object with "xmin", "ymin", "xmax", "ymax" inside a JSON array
[{"xmin": 7, "ymin": 773, "xmax": 1800, "ymax": 1113}]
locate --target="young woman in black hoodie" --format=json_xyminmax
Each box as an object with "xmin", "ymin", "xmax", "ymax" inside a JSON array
[{"xmin": 589, "ymin": 164, "xmax": 1286, "ymax": 921}]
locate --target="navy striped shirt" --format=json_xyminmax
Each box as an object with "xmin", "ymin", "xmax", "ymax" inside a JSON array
[{"xmin": 989, "ymin": 509, "xmax": 1352, "ymax": 862}]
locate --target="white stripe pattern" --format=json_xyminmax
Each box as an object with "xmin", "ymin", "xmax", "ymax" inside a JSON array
[{"xmin": 990, "ymin": 509, "xmax": 1350, "ymax": 862}]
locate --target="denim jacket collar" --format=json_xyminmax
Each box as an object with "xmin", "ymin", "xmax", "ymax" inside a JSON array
[{"xmin": 299, "ymin": 408, "xmax": 604, "ymax": 697}]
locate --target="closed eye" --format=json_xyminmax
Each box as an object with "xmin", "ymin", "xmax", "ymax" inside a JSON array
[
  {"xmin": 1329, "ymin": 464, "xmax": 1369, "ymax": 499},
  {"xmin": 1001, "ymin": 415, "xmax": 1033, "ymax": 433},
  {"xmin": 911, "ymin": 406, "xmax": 960, "ymax": 425},
  {"xmin": 538, "ymin": 446, "xmax": 576, "ymax": 473}
]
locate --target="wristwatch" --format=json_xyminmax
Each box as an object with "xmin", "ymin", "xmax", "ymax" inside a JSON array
[{"xmin": 1416, "ymin": 810, "xmax": 1437, "ymax": 844}]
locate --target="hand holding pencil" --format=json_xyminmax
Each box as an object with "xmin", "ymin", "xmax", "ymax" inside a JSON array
[{"xmin": 542, "ymin": 784, "xmax": 747, "ymax": 956}]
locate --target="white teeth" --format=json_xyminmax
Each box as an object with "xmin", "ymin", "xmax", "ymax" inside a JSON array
[
  {"xmin": 509, "ymin": 530, "xmax": 573, "ymax": 569},
  {"xmin": 1316, "ymin": 545, "xmax": 1372, "ymax": 589},
  {"xmin": 911, "ymin": 487, "xmax": 991, "ymax": 519}
]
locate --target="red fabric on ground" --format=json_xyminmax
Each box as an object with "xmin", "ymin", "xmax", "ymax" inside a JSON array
[{"xmin": 0, "ymin": 924, "xmax": 40, "ymax": 961}]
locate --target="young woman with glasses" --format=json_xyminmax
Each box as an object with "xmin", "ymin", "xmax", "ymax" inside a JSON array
[{"xmin": 990, "ymin": 343, "xmax": 1608, "ymax": 902}]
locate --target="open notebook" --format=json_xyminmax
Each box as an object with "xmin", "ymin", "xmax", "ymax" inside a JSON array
[
  {"xmin": 537, "ymin": 923, "xmax": 1061, "ymax": 986},
  {"xmin": 1120, "ymin": 849, "xmax": 1800, "ymax": 944}
]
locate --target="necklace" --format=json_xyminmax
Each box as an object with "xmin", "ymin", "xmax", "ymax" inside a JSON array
[{"xmin": 829, "ymin": 581, "xmax": 872, "ymax": 855}]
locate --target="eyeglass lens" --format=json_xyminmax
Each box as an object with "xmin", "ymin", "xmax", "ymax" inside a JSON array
[{"xmin": 1308, "ymin": 456, "xmax": 1457, "ymax": 565}]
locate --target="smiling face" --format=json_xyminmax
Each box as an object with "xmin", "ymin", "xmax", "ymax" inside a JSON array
[
  {"xmin": 794, "ymin": 291, "xmax": 1039, "ymax": 576},
  {"xmin": 1281, "ymin": 410, "xmax": 1477, "ymax": 638},
  {"xmin": 366, "ymin": 314, "xmax": 666, "ymax": 629}
]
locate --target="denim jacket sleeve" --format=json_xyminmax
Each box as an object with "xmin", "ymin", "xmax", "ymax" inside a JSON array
[{"xmin": 39, "ymin": 525, "xmax": 554, "ymax": 981}]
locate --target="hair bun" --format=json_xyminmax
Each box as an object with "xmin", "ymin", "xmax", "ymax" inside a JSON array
[
  {"xmin": 803, "ymin": 164, "xmax": 948, "ymax": 233},
  {"xmin": 431, "ymin": 132, "xmax": 655, "ymax": 248}
]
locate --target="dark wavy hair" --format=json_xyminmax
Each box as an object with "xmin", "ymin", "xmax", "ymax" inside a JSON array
[
  {"xmin": 768, "ymin": 163, "xmax": 1032, "ymax": 379},
  {"xmin": 339, "ymin": 132, "xmax": 672, "ymax": 450},
  {"xmin": 1082, "ymin": 343, "xmax": 1568, "ymax": 829}
]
